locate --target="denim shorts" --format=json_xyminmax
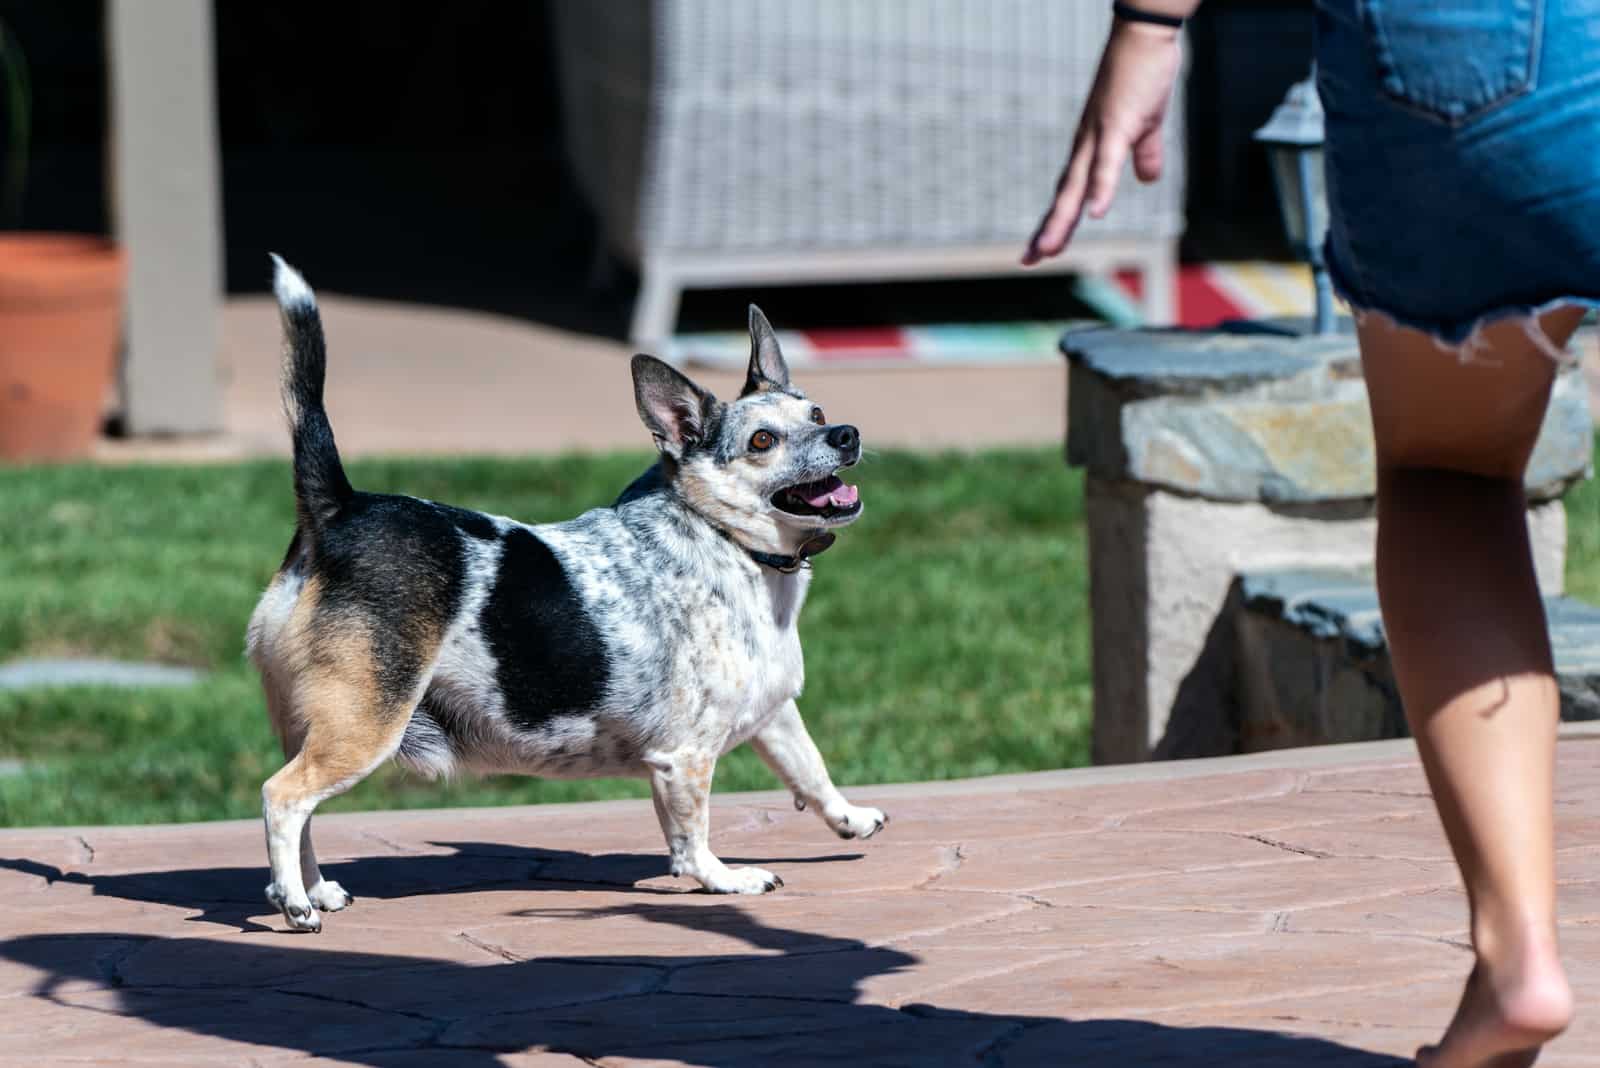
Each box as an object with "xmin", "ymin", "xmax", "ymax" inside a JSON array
[{"xmin": 1315, "ymin": 0, "xmax": 1600, "ymax": 344}]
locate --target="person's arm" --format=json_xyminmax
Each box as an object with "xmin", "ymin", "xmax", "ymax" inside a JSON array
[{"xmin": 1020, "ymin": 2, "xmax": 1200, "ymax": 265}]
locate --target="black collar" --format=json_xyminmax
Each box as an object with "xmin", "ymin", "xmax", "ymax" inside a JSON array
[{"xmin": 747, "ymin": 532, "xmax": 837, "ymax": 574}]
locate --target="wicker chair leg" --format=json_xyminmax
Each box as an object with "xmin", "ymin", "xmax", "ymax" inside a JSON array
[
  {"xmin": 1138, "ymin": 243, "xmax": 1178, "ymax": 327},
  {"xmin": 631, "ymin": 259, "xmax": 682, "ymax": 350}
]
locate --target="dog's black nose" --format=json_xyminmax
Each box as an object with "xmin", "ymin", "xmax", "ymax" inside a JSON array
[{"xmin": 827, "ymin": 424, "xmax": 860, "ymax": 451}]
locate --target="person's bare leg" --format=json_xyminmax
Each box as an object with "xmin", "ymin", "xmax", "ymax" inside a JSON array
[{"xmin": 1359, "ymin": 307, "xmax": 1585, "ymax": 1068}]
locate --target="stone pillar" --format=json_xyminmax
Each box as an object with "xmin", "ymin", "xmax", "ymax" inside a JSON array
[
  {"xmin": 108, "ymin": 0, "xmax": 224, "ymax": 435},
  {"xmin": 1064, "ymin": 327, "xmax": 1592, "ymax": 764}
]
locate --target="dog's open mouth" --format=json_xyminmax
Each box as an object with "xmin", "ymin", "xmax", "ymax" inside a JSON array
[{"xmin": 772, "ymin": 475, "xmax": 862, "ymax": 521}]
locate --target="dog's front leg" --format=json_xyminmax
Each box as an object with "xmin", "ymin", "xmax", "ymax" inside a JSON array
[
  {"xmin": 752, "ymin": 701, "xmax": 887, "ymax": 840},
  {"xmin": 646, "ymin": 750, "xmax": 784, "ymax": 894}
]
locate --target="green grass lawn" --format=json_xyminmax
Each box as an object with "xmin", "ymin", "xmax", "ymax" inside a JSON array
[
  {"xmin": 1564, "ymin": 455, "xmax": 1600, "ymax": 604},
  {"xmin": 0, "ymin": 449, "xmax": 1091, "ymax": 826}
]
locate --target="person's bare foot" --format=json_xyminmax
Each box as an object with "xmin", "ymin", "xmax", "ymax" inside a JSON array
[{"xmin": 1418, "ymin": 937, "xmax": 1572, "ymax": 1068}]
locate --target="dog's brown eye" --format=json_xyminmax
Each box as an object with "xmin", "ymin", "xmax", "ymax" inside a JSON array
[
  {"xmin": 811, "ymin": 407, "xmax": 826, "ymax": 426},
  {"xmin": 750, "ymin": 430, "xmax": 776, "ymax": 451}
]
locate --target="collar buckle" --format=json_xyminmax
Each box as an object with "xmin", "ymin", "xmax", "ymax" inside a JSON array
[{"xmin": 748, "ymin": 531, "xmax": 836, "ymax": 573}]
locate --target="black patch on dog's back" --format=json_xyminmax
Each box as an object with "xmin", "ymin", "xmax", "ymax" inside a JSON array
[
  {"xmin": 313, "ymin": 493, "xmax": 468, "ymax": 706},
  {"xmin": 482, "ymin": 528, "xmax": 610, "ymax": 730}
]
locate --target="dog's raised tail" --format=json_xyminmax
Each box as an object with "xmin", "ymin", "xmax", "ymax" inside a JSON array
[{"xmin": 271, "ymin": 253, "xmax": 353, "ymax": 532}]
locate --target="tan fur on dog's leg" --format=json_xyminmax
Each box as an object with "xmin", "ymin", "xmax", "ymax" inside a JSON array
[
  {"xmin": 261, "ymin": 620, "xmax": 423, "ymax": 931},
  {"xmin": 264, "ymin": 708, "xmax": 352, "ymax": 915},
  {"xmin": 263, "ymin": 715, "xmax": 406, "ymax": 931},
  {"xmin": 648, "ymin": 751, "xmax": 781, "ymax": 894}
]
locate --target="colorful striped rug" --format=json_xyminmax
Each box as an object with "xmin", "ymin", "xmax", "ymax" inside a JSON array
[
  {"xmin": 670, "ymin": 263, "xmax": 1327, "ymax": 371},
  {"xmin": 1168, "ymin": 261, "xmax": 1326, "ymax": 325}
]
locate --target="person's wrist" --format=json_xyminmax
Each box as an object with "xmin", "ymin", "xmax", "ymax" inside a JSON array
[
  {"xmin": 1111, "ymin": 17, "xmax": 1182, "ymax": 45},
  {"xmin": 1112, "ymin": 0, "xmax": 1187, "ymax": 27},
  {"xmin": 1112, "ymin": 1, "xmax": 1187, "ymax": 39}
]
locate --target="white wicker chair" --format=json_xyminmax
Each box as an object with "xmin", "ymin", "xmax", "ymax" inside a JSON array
[{"xmin": 552, "ymin": 0, "xmax": 1186, "ymax": 345}]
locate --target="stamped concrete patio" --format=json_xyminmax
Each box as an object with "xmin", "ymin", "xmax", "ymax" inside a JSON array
[{"xmin": 3, "ymin": 732, "xmax": 1598, "ymax": 1066}]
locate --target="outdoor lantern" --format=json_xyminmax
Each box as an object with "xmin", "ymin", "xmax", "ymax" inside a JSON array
[{"xmin": 1254, "ymin": 67, "xmax": 1335, "ymax": 334}]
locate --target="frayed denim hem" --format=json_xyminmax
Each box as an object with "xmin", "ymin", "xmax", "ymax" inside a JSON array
[{"xmin": 1324, "ymin": 243, "xmax": 1598, "ymax": 367}]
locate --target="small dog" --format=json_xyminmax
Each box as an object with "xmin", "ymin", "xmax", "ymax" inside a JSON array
[{"xmin": 247, "ymin": 256, "xmax": 887, "ymax": 931}]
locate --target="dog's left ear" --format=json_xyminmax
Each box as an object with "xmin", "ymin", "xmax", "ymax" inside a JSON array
[
  {"xmin": 632, "ymin": 354, "xmax": 717, "ymax": 461},
  {"xmin": 742, "ymin": 304, "xmax": 791, "ymax": 396}
]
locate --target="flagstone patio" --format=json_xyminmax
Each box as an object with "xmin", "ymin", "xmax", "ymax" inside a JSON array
[{"xmin": 3, "ymin": 731, "xmax": 1598, "ymax": 1066}]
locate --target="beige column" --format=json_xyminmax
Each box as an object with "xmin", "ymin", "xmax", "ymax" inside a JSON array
[{"xmin": 108, "ymin": 0, "xmax": 223, "ymax": 434}]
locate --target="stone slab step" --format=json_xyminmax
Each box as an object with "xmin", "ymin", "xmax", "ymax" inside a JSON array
[{"xmin": 1236, "ymin": 569, "xmax": 1600, "ymax": 752}]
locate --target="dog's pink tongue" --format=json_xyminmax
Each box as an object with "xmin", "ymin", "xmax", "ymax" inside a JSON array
[{"xmin": 800, "ymin": 477, "xmax": 858, "ymax": 508}]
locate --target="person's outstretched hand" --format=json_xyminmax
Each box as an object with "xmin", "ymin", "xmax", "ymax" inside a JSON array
[{"xmin": 1022, "ymin": 20, "xmax": 1183, "ymax": 265}]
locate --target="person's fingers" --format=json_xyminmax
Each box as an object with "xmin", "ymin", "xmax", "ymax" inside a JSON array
[
  {"xmin": 1131, "ymin": 125, "xmax": 1164, "ymax": 184},
  {"xmin": 1086, "ymin": 128, "xmax": 1131, "ymax": 219},
  {"xmin": 1023, "ymin": 133, "xmax": 1096, "ymax": 264}
]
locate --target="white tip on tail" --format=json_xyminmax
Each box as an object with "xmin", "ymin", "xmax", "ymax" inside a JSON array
[{"xmin": 269, "ymin": 253, "xmax": 315, "ymax": 309}]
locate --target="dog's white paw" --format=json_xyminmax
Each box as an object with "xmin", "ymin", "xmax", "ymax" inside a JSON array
[
  {"xmin": 265, "ymin": 882, "xmax": 321, "ymax": 932},
  {"xmin": 827, "ymin": 803, "xmax": 888, "ymax": 840},
  {"xmin": 307, "ymin": 879, "xmax": 354, "ymax": 912},
  {"xmin": 699, "ymin": 865, "xmax": 784, "ymax": 895}
]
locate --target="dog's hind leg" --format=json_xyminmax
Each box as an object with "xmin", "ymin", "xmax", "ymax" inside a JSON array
[
  {"xmin": 268, "ymin": 719, "xmax": 356, "ymax": 918},
  {"xmin": 299, "ymin": 818, "xmax": 354, "ymax": 914},
  {"xmin": 262, "ymin": 626, "xmax": 420, "ymax": 931},
  {"xmin": 752, "ymin": 700, "xmax": 887, "ymax": 840},
  {"xmin": 263, "ymin": 713, "xmax": 404, "ymax": 931},
  {"xmin": 647, "ymin": 750, "xmax": 782, "ymax": 894}
]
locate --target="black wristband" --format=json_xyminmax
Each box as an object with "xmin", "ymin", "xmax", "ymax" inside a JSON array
[{"xmin": 1112, "ymin": 2, "xmax": 1185, "ymax": 29}]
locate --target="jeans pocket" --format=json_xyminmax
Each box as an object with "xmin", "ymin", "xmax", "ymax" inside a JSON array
[{"xmin": 1359, "ymin": 0, "xmax": 1542, "ymax": 125}]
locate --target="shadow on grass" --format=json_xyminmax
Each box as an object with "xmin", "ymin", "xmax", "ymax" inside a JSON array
[{"xmin": 1, "ymin": 848, "xmax": 1409, "ymax": 1066}]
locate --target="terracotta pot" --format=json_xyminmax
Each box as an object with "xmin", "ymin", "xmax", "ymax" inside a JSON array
[{"xmin": 0, "ymin": 234, "xmax": 126, "ymax": 462}]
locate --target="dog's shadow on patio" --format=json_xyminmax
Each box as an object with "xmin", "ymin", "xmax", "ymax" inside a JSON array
[
  {"xmin": 1, "ymin": 847, "xmax": 1410, "ymax": 1067},
  {"xmin": 0, "ymin": 841, "xmax": 865, "ymax": 931}
]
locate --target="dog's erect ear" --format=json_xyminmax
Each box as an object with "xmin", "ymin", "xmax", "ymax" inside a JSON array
[
  {"xmin": 632, "ymin": 354, "xmax": 717, "ymax": 459},
  {"xmin": 742, "ymin": 304, "xmax": 791, "ymax": 396}
]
